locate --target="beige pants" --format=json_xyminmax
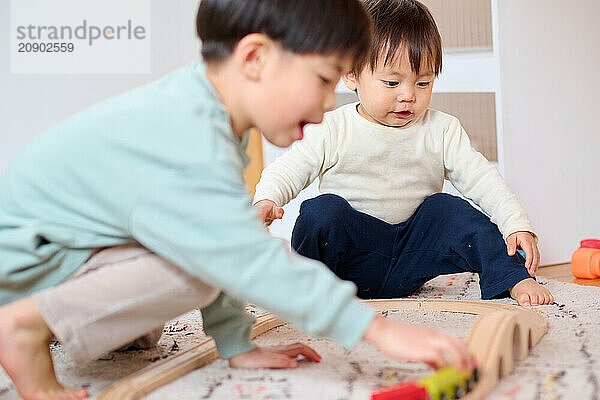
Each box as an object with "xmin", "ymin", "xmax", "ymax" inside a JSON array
[{"xmin": 33, "ymin": 244, "xmax": 220, "ymax": 364}]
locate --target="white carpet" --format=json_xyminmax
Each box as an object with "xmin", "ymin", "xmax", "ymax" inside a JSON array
[{"xmin": 1, "ymin": 273, "xmax": 599, "ymax": 399}]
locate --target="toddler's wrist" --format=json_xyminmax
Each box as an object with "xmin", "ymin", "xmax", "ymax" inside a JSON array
[{"xmin": 254, "ymin": 199, "xmax": 276, "ymax": 206}]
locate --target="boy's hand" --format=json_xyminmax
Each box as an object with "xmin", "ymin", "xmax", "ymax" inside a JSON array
[
  {"xmin": 254, "ymin": 199, "xmax": 284, "ymax": 226},
  {"xmin": 506, "ymin": 231, "xmax": 540, "ymax": 276},
  {"xmin": 228, "ymin": 343, "xmax": 321, "ymax": 369},
  {"xmin": 363, "ymin": 315, "xmax": 477, "ymax": 371}
]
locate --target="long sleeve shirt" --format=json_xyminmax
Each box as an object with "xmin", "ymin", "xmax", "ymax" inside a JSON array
[
  {"xmin": 254, "ymin": 103, "xmax": 535, "ymax": 239},
  {"xmin": 0, "ymin": 63, "xmax": 375, "ymax": 359}
]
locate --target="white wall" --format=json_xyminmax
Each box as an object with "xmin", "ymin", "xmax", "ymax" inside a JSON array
[
  {"xmin": 0, "ymin": 0, "xmax": 201, "ymax": 171},
  {"xmin": 497, "ymin": 0, "xmax": 600, "ymax": 264}
]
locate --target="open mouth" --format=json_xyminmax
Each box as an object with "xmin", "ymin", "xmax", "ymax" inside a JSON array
[
  {"xmin": 297, "ymin": 121, "xmax": 308, "ymax": 140},
  {"xmin": 393, "ymin": 111, "xmax": 413, "ymax": 118}
]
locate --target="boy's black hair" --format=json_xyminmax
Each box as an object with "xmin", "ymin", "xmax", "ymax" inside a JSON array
[
  {"xmin": 197, "ymin": 0, "xmax": 372, "ymax": 65},
  {"xmin": 354, "ymin": 0, "xmax": 442, "ymax": 76}
]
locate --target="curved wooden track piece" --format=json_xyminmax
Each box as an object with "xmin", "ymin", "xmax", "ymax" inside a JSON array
[
  {"xmin": 97, "ymin": 314, "xmax": 285, "ymax": 400},
  {"xmin": 97, "ymin": 299, "xmax": 547, "ymax": 400}
]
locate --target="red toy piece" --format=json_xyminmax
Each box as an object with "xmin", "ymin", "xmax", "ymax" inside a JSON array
[
  {"xmin": 581, "ymin": 239, "xmax": 600, "ymax": 249},
  {"xmin": 371, "ymin": 382, "xmax": 428, "ymax": 400},
  {"xmin": 571, "ymin": 239, "xmax": 600, "ymax": 279}
]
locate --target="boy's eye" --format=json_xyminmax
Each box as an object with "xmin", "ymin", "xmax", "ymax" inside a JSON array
[
  {"xmin": 417, "ymin": 81, "xmax": 431, "ymax": 88},
  {"xmin": 320, "ymin": 76, "xmax": 332, "ymax": 85},
  {"xmin": 383, "ymin": 80, "xmax": 399, "ymax": 87}
]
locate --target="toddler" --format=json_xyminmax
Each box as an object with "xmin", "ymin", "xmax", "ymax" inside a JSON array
[{"xmin": 255, "ymin": 0, "xmax": 553, "ymax": 307}]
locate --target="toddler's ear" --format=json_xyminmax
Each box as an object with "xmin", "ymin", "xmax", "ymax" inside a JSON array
[{"xmin": 342, "ymin": 72, "xmax": 358, "ymax": 91}]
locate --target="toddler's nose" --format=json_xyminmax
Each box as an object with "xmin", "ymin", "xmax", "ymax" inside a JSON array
[{"xmin": 397, "ymin": 86, "xmax": 415, "ymax": 102}]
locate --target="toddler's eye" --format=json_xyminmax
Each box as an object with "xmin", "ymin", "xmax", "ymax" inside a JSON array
[
  {"xmin": 320, "ymin": 76, "xmax": 332, "ymax": 85},
  {"xmin": 417, "ymin": 81, "xmax": 431, "ymax": 88},
  {"xmin": 383, "ymin": 80, "xmax": 399, "ymax": 87}
]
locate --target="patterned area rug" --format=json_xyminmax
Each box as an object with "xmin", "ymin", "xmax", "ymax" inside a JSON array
[{"xmin": 1, "ymin": 273, "xmax": 599, "ymax": 399}]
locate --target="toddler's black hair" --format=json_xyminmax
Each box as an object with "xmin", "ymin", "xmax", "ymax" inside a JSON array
[{"xmin": 354, "ymin": 0, "xmax": 442, "ymax": 76}]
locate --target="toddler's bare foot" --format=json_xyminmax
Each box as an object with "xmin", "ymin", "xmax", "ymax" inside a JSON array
[
  {"xmin": 0, "ymin": 297, "xmax": 88, "ymax": 400},
  {"xmin": 509, "ymin": 278, "xmax": 554, "ymax": 306}
]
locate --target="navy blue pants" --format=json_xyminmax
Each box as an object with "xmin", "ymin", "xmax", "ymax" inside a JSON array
[{"xmin": 291, "ymin": 193, "xmax": 531, "ymax": 299}]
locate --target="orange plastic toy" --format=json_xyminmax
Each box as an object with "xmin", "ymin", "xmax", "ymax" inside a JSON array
[{"xmin": 571, "ymin": 239, "xmax": 600, "ymax": 279}]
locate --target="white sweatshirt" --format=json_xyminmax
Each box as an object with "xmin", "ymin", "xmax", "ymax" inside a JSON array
[{"xmin": 254, "ymin": 103, "xmax": 534, "ymax": 239}]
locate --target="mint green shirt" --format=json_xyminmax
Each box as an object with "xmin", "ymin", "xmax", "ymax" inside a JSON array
[{"xmin": 0, "ymin": 62, "xmax": 374, "ymax": 358}]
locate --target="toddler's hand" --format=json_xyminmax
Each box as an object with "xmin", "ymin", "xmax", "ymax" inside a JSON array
[
  {"xmin": 363, "ymin": 315, "xmax": 476, "ymax": 371},
  {"xmin": 506, "ymin": 231, "xmax": 539, "ymax": 276},
  {"xmin": 254, "ymin": 199, "xmax": 284, "ymax": 226},
  {"xmin": 228, "ymin": 343, "xmax": 321, "ymax": 369}
]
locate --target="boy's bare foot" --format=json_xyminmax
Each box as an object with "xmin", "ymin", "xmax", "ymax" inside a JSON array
[
  {"xmin": 0, "ymin": 297, "xmax": 88, "ymax": 400},
  {"xmin": 509, "ymin": 278, "xmax": 554, "ymax": 306}
]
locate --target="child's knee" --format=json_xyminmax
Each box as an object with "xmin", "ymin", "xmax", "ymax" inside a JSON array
[
  {"xmin": 120, "ymin": 327, "xmax": 164, "ymax": 350},
  {"xmin": 422, "ymin": 193, "xmax": 487, "ymax": 223},
  {"xmin": 422, "ymin": 192, "xmax": 466, "ymax": 211},
  {"xmin": 202, "ymin": 286, "xmax": 221, "ymax": 307},
  {"xmin": 297, "ymin": 194, "xmax": 350, "ymax": 230}
]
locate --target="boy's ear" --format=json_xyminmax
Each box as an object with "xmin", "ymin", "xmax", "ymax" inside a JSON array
[
  {"xmin": 232, "ymin": 33, "xmax": 272, "ymax": 81},
  {"xmin": 342, "ymin": 72, "xmax": 358, "ymax": 91}
]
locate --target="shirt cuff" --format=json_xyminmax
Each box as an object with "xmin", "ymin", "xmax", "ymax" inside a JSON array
[
  {"xmin": 326, "ymin": 299, "xmax": 376, "ymax": 349},
  {"xmin": 207, "ymin": 307, "xmax": 257, "ymax": 359},
  {"xmin": 253, "ymin": 185, "xmax": 284, "ymax": 207},
  {"xmin": 212, "ymin": 327, "xmax": 257, "ymax": 359},
  {"xmin": 201, "ymin": 292, "xmax": 257, "ymax": 359},
  {"xmin": 503, "ymin": 227, "xmax": 538, "ymax": 242}
]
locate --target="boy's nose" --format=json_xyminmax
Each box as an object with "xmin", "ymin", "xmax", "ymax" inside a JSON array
[{"xmin": 323, "ymin": 89, "xmax": 336, "ymax": 112}]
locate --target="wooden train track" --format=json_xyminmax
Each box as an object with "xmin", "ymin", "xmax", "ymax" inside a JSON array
[
  {"xmin": 97, "ymin": 299, "xmax": 547, "ymax": 400},
  {"xmin": 364, "ymin": 299, "xmax": 547, "ymax": 399}
]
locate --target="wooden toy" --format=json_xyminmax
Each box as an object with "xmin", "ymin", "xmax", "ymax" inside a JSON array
[
  {"xmin": 365, "ymin": 299, "xmax": 547, "ymax": 400},
  {"xmin": 97, "ymin": 299, "xmax": 547, "ymax": 400},
  {"xmin": 571, "ymin": 239, "xmax": 600, "ymax": 279}
]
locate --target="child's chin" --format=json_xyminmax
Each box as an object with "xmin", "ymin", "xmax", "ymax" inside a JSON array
[{"xmin": 266, "ymin": 135, "xmax": 295, "ymax": 148}]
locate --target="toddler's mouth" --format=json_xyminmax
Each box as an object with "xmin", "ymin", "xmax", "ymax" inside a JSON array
[{"xmin": 393, "ymin": 111, "xmax": 413, "ymax": 118}]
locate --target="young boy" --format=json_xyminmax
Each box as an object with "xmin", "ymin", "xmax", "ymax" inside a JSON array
[
  {"xmin": 0, "ymin": 1, "xmax": 475, "ymax": 399},
  {"xmin": 254, "ymin": 0, "xmax": 553, "ymax": 307}
]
